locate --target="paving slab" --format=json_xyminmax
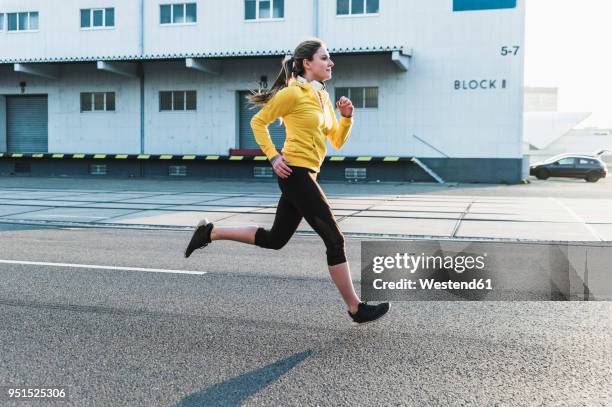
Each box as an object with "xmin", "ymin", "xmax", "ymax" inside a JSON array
[
  {"xmin": 191, "ymin": 213, "xmax": 319, "ymax": 233},
  {"xmin": 115, "ymin": 195, "xmax": 224, "ymax": 205},
  {"xmin": 210, "ymin": 213, "xmax": 319, "ymax": 233},
  {"xmin": 0, "ymin": 192, "xmax": 89, "ymax": 200},
  {"xmin": 371, "ymin": 204, "xmax": 469, "ymax": 212},
  {"xmin": 337, "ymin": 217, "xmax": 456, "ymax": 236},
  {"xmin": 0, "ymin": 199, "xmax": 81, "ymax": 207},
  {"xmin": 471, "ymin": 200, "xmax": 537, "ymax": 205},
  {"xmin": 75, "ymin": 192, "xmax": 165, "ymax": 201},
  {"xmin": 371, "ymin": 208, "xmax": 465, "ymax": 215},
  {"xmin": 80, "ymin": 202, "xmax": 173, "ymax": 210},
  {"xmin": 374, "ymin": 199, "xmax": 471, "ymax": 206},
  {"xmin": 104, "ymin": 210, "xmax": 234, "ymax": 226},
  {"xmin": 355, "ymin": 210, "xmax": 463, "ymax": 220},
  {"xmin": 255, "ymin": 207, "xmax": 359, "ymax": 217},
  {"xmin": 207, "ymin": 197, "xmax": 281, "ymax": 206},
  {"xmin": 186, "ymin": 196, "xmax": 252, "ymax": 204},
  {"xmin": 472, "ymin": 197, "xmax": 544, "ymax": 203},
  {"xmin": 213, "ymin": 213, "xmax": 276, "ymax": 228},
  {"xmin": 0, "ymin": 194, "xmax": 85, "ymax": 205},
  {"xmin": 233, "ymin": 193, "xmax": 283, "ymax": 198},
  {"xmin": 297, "ymin": 219, "xmax": 318, "ymax": 232},
  {"xmin": 0, "ymin": 205, "xmax": 51, "ymax": 217},
  {"xmin": 176, "ymin": 193, "xmax": 248, "ymax": 201},
  {"xmin": 7, "ymin": 207, "xmax": 138, "ymax": 222},
  {"xmin": 455, "ymin": 220, "xmax": 598, "ymax": 241},
  {"xmin": 463, "ymin": 213, "xmax": 575, "ymax": 222},
  {"xmin": 39, "ymin": 193, "xmax": 158, "ymax": 203},
  {"xmin": 327, "ymin": 198, "xmax": 385, "ymax": 205},
  {"xmin": 552, "ymin": 198, "xmax": 612, "ymax": 223},
  {"xmin": 328, "ymin": 203, "xmax": 376, "ymax": 210},
  {"xmin": 0, "ymin": 187, "xmax": 102, "ymax": 193},
  {"xmin": 328, "ymin": 194, "xmax": 398, "ymax": 200},
  {"xmin": 392, "ymin": 196, "xmax": 472, "ymax": 202},
  {"xmin": 161, "ymin": 205, "xmax": 262, "ymax": 213},
  {"xmin": 467, "ymin": 207, "xmax": 564, "ymax": 216}
]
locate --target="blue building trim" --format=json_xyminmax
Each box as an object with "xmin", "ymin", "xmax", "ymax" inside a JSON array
[
  {"xmin": 453, "ymin": 0, "xmax": 516, "ymax": 12},
  {"xmin": 0, "ymin": 155, "xmax": 526, "ymax": 184}
]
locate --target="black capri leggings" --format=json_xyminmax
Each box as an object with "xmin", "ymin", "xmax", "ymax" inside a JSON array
[{"xmin": 254, "ymin": 166, "xmax": 347, "ymax": 266}]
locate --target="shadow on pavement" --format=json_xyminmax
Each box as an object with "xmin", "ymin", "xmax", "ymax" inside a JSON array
[{"xmin": 172, "ymin": 350, "xmax": 313, "ymax": 407}]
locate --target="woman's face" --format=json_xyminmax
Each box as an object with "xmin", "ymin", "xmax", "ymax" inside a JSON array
[{"xmin": 304, "ymin": 46, "xmax": 334, "ymax": 82}]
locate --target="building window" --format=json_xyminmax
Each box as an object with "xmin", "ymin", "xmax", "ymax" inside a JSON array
[
  {"xmin": 335, "ymin": 87, "xmax": 378, "ymax": 108},
  {"xmin": 245, "ymin": 0, "xmax": 284, "ymax": 20},
  {"xmin": 7, "ymin": 11, "xmax": 39, "ymax": 31},
  {"xmin": 80, "ymin": 92, "xmax": 115, "ymax": 112},
  {"xmin": 0, "ymin": 14, "xmax": 4, "ymax": 31},
  {"xmin": 337, "ymin": 0, "xmax": 378, "ymax": 15},
  {"xmin": 160, "ymin": 3, "xmax": 197, "ymax": 24},
  {"xmin": 159, "ymin": 91, "xmax": 197, "ymax": 111},
  {"xmin": 557, "ymin": 158, "xmax": 575, "ymax": 166},
  {"xmin": 81, "ymin": 8, "xmax": 114, "ymax": 28}
]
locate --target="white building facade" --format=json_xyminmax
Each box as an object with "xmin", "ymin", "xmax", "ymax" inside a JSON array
[{"xmin": 0, "ymin": 0, "xmax": 526, "ymax": 182}]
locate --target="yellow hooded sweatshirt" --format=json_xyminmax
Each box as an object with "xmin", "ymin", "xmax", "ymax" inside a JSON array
[{"xmin": 250, "ymin": 76, "xmax": 353, "ymax": 173}]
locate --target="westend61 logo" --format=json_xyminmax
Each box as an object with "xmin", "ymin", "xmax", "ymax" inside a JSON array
[{"xmin": 372, "ymin": 252, "xmax": 487, "ymax": 274}]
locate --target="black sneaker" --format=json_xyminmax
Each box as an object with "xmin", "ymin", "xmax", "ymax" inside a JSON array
[
  {"xmin": 184, "ymin": 218, "xmax": 214, "ymax": 258},
  {"xmin": 348, "ymin": 302, "xmax": 390, "ymax": 324}
]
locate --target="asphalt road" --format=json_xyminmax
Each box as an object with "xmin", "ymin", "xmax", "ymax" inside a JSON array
[{"xmin": 0, "ymin": 224, "xmax": 610, "ymax": 406}]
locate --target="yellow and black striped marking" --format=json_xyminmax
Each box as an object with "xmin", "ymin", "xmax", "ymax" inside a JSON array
[{"xmin": 0, "ymin": 153, "xmax": 414, "ymax": 162}]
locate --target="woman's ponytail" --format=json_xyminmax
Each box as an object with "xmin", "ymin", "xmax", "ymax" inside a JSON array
[
  {"xmin": 246, "ymin": 38, "xmax": 324, "ymax": 107},
  {"xmin": 246, "ymin": 55, "xmax": 294, "ymax": 107}
]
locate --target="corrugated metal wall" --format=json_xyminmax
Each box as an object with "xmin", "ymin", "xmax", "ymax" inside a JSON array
[
  {"xmin": 6, "ymin": 95, "xmax": 48, "ymax": 153},
  {"xmin": 238, "ymin": 91, "xmax": 286, "ymax": 150}
]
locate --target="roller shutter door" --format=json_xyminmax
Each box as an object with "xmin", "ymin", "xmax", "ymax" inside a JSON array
[
  {"xmin": 6, "ymin": 95, "xmax": 48, "ymax": 153},
  {"xmin": 238, "ymin": 91, "xmax": 286, "ymax": 150}
]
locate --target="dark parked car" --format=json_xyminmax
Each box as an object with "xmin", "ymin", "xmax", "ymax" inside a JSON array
[{"xmin": 530, "ymin": 155, "xmax": 608, "ymax": 182}]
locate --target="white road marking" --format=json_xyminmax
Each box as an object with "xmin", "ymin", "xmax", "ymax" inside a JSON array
[{"xmin": 0, "ymin": 259, "xmax": 207, "ymax": 275}]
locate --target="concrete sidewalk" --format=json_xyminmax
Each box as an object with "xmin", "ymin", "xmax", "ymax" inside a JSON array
[{"xmin": 0, "ymin": 176, "xmax": 611, "ymax": 241}]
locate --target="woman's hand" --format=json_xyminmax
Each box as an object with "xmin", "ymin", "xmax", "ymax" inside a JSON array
[
  {"xmin": 336, "ymin": 96, "xmax": 354, "ymax": 118},
  {"xmin": 271, "ymin": 154, "xmax": 292, "ymax": 179}
]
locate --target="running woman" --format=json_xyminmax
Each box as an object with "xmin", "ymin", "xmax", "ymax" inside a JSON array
[{"xmin": 185, "ymin": 38, "xmax": 389, "ymax": 324}]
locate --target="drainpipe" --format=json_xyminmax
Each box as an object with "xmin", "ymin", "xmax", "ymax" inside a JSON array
[
  {"xmin": 139, "ymin": 69, "xmax": 145, "ymax": 157},
  {"xmin": 139, "ymin": 0, "xmax": 145, "ymax": 156},
  {"xmin": 313, "ymin": 0, "xmax": 319, "ymax": 37}
]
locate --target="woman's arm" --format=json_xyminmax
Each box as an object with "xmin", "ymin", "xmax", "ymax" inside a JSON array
[
  {"xmin": 250, "ymin": 87, "xmax": 297, "ymax": 161},
  {"xmin": 327, "ymin": 96, "xmax": 354, "ymax": 150}
]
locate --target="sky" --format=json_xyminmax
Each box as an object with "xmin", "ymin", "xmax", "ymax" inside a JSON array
[{"xmin": 524, "ymin": 0, "xmax": 612, "ymax": 129}]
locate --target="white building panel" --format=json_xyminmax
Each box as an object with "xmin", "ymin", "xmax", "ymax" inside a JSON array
[
  {"xmin": 144, "ymin": 0, "xmax": 313, "ymax": 55},
  {"xmin": 0, "ymin": 0, "xmax": 140, "ymax": 60},
  {"xmin": 319, "ymin": 0, "xmax": 525, "ymax": 158}
]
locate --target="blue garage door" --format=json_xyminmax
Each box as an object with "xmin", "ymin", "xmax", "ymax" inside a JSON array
[
  {"xmin": 238, "ymin": 91, "xmax": 286, "ymax": 150},
  {"xmin": 7, "ymin": 95, "xmax": 48, "ymax": 153}
]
